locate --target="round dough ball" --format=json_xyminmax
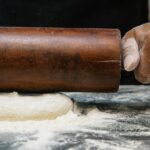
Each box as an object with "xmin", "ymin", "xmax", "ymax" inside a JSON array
[{"xmin": 0, "ymin": 93, "xmax": 73, "ymax": 121}]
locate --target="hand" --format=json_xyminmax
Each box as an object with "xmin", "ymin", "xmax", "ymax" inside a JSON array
[{"xmin": 122, "ymin": 23, "xmax": 150, "ymax": 84}]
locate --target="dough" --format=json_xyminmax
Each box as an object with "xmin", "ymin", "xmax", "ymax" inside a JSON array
[{"xmin": 0, "ymin": 93, "xmax": 73, "ymax": 121}]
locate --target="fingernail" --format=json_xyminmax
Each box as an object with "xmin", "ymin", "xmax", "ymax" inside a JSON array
[{"xmin": 124, "ymin": 55, "xmax": 135, "ymax": 71}]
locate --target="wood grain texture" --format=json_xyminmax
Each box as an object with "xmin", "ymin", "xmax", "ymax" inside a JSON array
[{"xmin": 0, "ymin": 27, "xmax": 121, "ymax": 92}]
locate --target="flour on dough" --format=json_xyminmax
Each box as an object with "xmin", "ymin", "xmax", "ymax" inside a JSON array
[{"xmin": 0, "ymin": 92, "xmax": 73, "ymax": 121}]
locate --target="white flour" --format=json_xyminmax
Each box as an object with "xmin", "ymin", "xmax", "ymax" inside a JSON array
[
  {"xmin": 0, "ymin": 109, "xmax": 118, "ymax": 150},
  {"xmin": 0, "ymin": 107, "xmax": 142, "ymax": 150}
]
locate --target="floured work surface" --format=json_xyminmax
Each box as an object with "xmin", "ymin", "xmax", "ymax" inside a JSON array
[{"xmin": 0, "ymin": 86, "xmax": 149, "ymax": 150}]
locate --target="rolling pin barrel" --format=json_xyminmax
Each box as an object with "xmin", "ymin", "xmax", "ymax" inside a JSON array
[{"xmin": 0, "ymin": 27, "xmax": 121, "ymax": 92}]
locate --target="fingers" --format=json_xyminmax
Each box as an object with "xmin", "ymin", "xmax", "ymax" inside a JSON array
[
  {"xmin": 122, "ymin": 35, "xmax": 140, "ymax": 71},
  {"xmin": 122, "ymin": 23, "xmax": 150, "ymax": 84},
  {"xmin": 134, "ymin": 33, "xmax": 150, "ymax": 84}
]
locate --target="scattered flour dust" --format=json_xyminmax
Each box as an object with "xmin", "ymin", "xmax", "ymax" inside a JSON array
[
  {"xmin": 0, "ymin": 108, "xmax": 114, "ymax": 133},
  {"xmin": 0, "ymin": 106, "xmax": 117, "ymax": 150},
  {"xmin": 0, "ymin": 92, "xmax": 143, "ymax": 150}
]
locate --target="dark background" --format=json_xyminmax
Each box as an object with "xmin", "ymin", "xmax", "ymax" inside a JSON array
[{"xmin": 0, "ymin": 0, "xmax": 148, "ymax": 84}]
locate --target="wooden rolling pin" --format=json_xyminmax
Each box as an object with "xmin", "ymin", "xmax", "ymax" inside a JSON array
[{"xmin": 0, "ymin": 27, "xmax": 121, "ymax": 92}]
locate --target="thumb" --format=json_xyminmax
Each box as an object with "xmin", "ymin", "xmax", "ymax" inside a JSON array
[{"xmin": 122, "ymin": 31, "xmax": 140, "ymax": 71}]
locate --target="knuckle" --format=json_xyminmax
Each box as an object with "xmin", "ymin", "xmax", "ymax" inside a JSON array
[{"xmin": 135, "ymin": 71, "xmax": 150, "ymax": 84}]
